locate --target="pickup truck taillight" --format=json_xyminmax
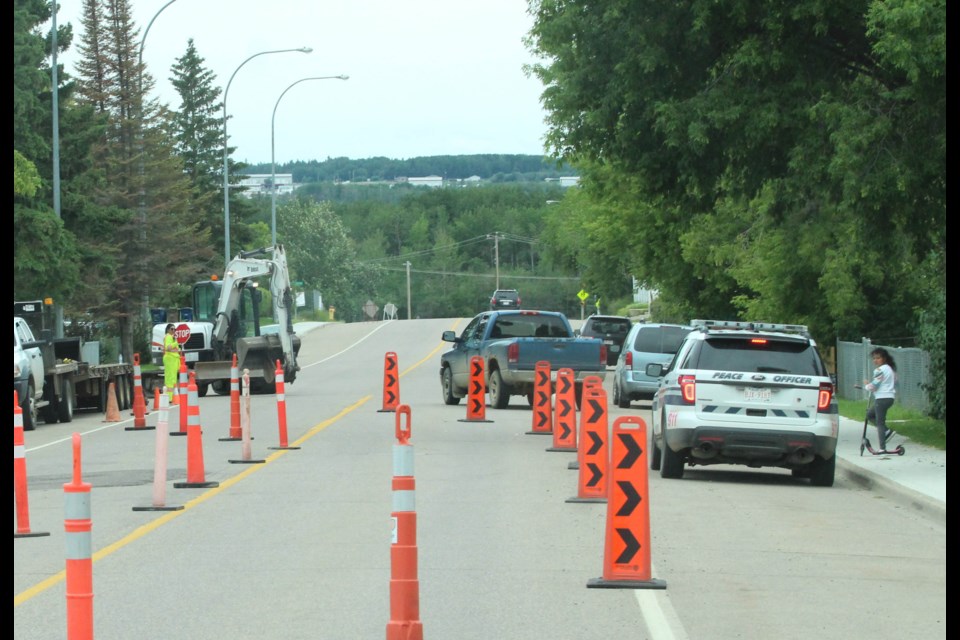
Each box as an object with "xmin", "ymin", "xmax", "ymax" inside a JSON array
[
  {"xmin": 817, "ymin": 381, "xmax": 834, "ymax": 412},
  {"xmin": 507, "ymin": 342, "xmax": 519, "ymax": 364},
  {"xmin": 599, "ymin": 345, "xmax": 607, "ymax": 365},
  {"xmin": 679, "ymin": 374, "xmax": 696, "ymax": 404}
]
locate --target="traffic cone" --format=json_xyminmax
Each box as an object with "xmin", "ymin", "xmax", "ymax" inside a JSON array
[
  {"xmin": 126, "ymin": 353, "xmax": 154, "ymax": 431},
  {"xmin": 568, "ymin": 375, "xmax": 603, "ymax": 470},
  {"xmin": 103, "ymin": 382, "xmax": 122, "ymax": 422},
  {"xmin": 173, "ymin": 372, "xmax": 218, "ymax": 489},
  {"xmin": 152, "ymin": 387, "xmax": 161, "ymax": 412},
  {"xmin": 64, "ymin": 433, "xmax": 94, "ymax": 639}
]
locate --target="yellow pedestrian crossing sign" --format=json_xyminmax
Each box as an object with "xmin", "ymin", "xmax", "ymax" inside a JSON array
[{"xmin": 577, "ymin": 289, "xmax": 589, "ymax": 302}]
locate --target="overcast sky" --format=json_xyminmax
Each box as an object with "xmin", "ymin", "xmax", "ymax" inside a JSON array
[{"xmin": 51, "ymin": 0, "xmax": 551, "ymax": 165}]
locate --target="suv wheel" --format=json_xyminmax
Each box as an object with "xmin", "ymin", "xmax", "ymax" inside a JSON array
[
  {"xmin": 615, "ymin": 380, "xmax": 630, "ymax": 409},
  {"xmin": 808, "ymin": 454, "xmax": 836, "ymax": 487},
  {"xmin": 659, "ymin": 420, "xmax": 684, "ymax": 479},
  {"xmin": 489, "ymin": 368, "xmax": 510, "ymax": 409},
  {"xmin": 441, "ymin": 367, "xmax": 460, "ymax": 406},
  {"xmin": 649, "ymin": 432, "xmax": 662, "ymax": 471},
  {"xmin": 22, "ymin": 383, "xmax": 38, "ymax": 431}
]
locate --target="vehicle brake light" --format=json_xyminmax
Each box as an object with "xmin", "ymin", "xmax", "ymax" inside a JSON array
[
  {"xmin": 749, "ymin": 338, "xmax": 768, "ymax": 345},
  {"xmin": 679, "ymin": 374, "xmax": 696, "ymax": 404},
  {"xmin": 625, "ymin": 351, "xmax": 633, "ymax": 368},
  {"xmin": 600, "ymin": 345, "xmax": 607, "ymax": 365},
  {"xmin": 817, "ymin": 381, "xmax": 833, "ymax": 411},
  {"xmin": 507, "ymin": 342, "xmax": 519, "ymax": 364}
]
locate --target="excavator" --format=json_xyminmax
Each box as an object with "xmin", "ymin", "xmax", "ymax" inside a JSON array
[{"xmin": 152, "ymin": 245, "xmax": 301, "ymax": 394}]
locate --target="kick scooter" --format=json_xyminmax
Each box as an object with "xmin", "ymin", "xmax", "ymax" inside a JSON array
[{"xmin": 856, "ymin": 386, "xmax": 905, "ymax": 457}]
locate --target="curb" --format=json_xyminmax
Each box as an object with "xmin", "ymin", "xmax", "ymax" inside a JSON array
[{"xmin": 836, "ymin": 457, "xmax": 946, "ymax": 527}]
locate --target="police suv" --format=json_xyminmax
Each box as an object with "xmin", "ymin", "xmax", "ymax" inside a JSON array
[{"xmin": 646, "ymin": 320, "xmax": 839, "ymax": 487}]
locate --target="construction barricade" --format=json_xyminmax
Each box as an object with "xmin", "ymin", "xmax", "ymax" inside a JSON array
[
  {"xmin": 527, "ymin": 360, "xmax": 553, "ymax": 435},
  {"xmin": 547, "ymin": 368, "xmax": 577, "ymax": 452},
  {"xmin": 378, "ymin": 351, "xmax": 400, "ymax": 413},
  {"xmin": 458, "ymin": 356, "xmax": 492, "ymax": 423},
  {"xmin": 567, "ymin": 384, "xmax": 609, "ymax": 503},
  {"xmin": 587, "ymin": 416, "xmax": 666, "ymax": 590}
]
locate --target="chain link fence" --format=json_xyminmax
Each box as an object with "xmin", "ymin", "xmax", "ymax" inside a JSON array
[{"xmin": 835, "ymin": 338, "xmax": 930, "ymax": 413}]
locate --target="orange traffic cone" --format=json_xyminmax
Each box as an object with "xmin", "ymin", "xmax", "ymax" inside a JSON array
[{"xmin": 103, "ymin": 382, "xmax": 122, "ymax": 422}]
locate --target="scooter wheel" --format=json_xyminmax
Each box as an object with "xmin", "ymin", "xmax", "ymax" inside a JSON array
[{"xmin": 896, "ymin": 446, "xmax": 906, "ymax": 456}]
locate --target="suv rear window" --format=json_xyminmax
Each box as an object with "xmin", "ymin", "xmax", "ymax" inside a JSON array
[
  {"xmin": 687, "ymin": 336, "xmax": 827, "ymax": 375},
  {"xmin": 584, "ymin": 318, "xmax": 631, "ymax": 335},
  {"xmin": 633, "ymin": 326, "xmax": 691, "ymax": 354}
]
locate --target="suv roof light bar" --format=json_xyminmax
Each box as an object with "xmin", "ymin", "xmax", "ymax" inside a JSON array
[{"xmin": 690, "ymin": 319, "xmax": 810, "ymax": 335}]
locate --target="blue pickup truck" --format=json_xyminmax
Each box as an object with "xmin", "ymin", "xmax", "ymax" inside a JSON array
[{"xmin": 439, "ymin": 310, "xmax": 607, "ymax": 409}]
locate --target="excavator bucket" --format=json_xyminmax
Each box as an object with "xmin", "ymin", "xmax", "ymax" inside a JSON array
[{"xmin": 237, "ymin": 335, "xmax": 284, "ymax": 381}]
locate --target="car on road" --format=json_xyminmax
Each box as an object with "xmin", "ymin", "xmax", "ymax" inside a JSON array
[
  {"xmin": 612, "ymin": 322, "xmax": 693, "ymax": 407},
  {"xmin": 489, "ymin": 289, "xmax": 521, "ymax": 310},
  {"xmin": 576, "ymin": 314, "xmax": 633, "ymax": 366},
  {"xmin": 646, "ymin": 319, "xmax": 839, "ymax": 486}
]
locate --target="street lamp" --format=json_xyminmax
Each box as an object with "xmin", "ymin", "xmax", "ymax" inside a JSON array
[
  {"xmin": 270, "ymin": 75, "xmax": 349, "ymax": 246},
  {"xmin": 222, "ymin": 47, "xmax": 312, "ymax": 266}
]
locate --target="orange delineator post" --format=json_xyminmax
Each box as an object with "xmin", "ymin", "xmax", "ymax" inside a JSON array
[
  {"xmin": 568, "ymin": 375, "xmax": 603, "ymax": 470},
  {"xmin": 152, "ymin": 386, "xmax": 161, "ymax": 412},
  {"xmin": 174, "ymin": 354, "xmax": 188, "ymax": 435},
  {"xmin": 220, "ymin": 354, "xmax": 242, "ymax": 441},
  {"xmin": 269, "ymin": 360, "xmax": 300, "ymax": 451},
  {"xmin": 387, "ymin": 404, "xmax": 423, "ymax": 640},
  {"xmin": 587, "ymin": 416, "xmax": 666, "ymax": 590},
  {"xmin": 458, "ymin": 356, "xmax": 492, "ymax": 423},
  {"xmin": 567, "ymin": 385, "xmax": 609, "ymax": 503},
  {"xmin": 527, "ymin": 360, "xmax": 553, "ymax": 435},
  {"xmin": 14, "ymin": 391, "xmax": 50, "ymax": 538},
  {"xmin": 378, "ymin": 351, "xmax": 400, "ymax": 413},
  {"xmin": 229, "ymin": 369, "xmax": 265, "ymax": 465},
  {"xmin": 64, "ymin": 433, "xmax": 94, "ymax": 639},
  {"xmin": 547, "ymin": 368, "xmax": 577, "ymax": 452},
  {"xmin": 173, "ymin": 372, "xmax": 218, "ymax": 489},
  {"xmin": 126, "ymin": 353, "xmax": 154, "ymax": 431}
]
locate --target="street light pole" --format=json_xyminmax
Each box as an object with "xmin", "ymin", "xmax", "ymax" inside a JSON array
[
  {"xmin": 222, "ymin": 47, "xmax": 312, "ymax": 266},
  {"xmin": 271, "ymin": 75, "xmax": 348, "ymax": 247},
  {"xmin": 405, "ymin": 261, "xmax": 412, "ymax": 320}
]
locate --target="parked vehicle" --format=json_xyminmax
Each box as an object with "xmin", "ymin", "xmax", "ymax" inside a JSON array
[
  {"xmin": 439, "ymin": 310, "xmax": 607, "ymax": 409},
  {"xmin": 612, "ymin": 322, "xmax": 693, "ymax": 407},
  {"xmin": 489, "ymin": 289, "xmax": 521, "ymax": 310},
  {"xmin": 14, "ymin": 300, "xmax": 134, "ymax": 430},
  {"xmin": 646, "ymin": 319, "xmax": 839, "ymax": 486},
  {"xmin": 576, "ymin": 314, "xmax": 633, "ymax": 366}
]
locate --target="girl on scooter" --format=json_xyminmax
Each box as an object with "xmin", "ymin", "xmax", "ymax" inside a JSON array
[{"xmin": 864, "ymin": 347, "xmax": 897, "ymax": 452}]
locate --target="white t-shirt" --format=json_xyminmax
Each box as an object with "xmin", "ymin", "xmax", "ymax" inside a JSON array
[{"xmin": 867, "ymin": 363, "xmax": 896, "ymax": 399}]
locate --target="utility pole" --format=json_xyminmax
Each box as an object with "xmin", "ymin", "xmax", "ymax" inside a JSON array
[
  {"xmin": 486, "ymin": 232, "xmax": 501, "ymax": 289},
  {"xmin": 405, "ymin": 261, "xmax": 412, "ymax": 320}
]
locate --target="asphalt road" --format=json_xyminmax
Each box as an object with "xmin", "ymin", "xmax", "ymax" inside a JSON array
[{"xmin": 14, "ymin": 319, "xmax": 946, "ymax": 639}]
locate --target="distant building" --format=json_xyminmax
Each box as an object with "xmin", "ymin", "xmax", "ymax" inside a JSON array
[
  {"xmin": 406, "ymin": 175, "xmax": 444, "ymax": 188},
  {"xmin": 544, "ymin": 176, "xmax": 581, "ymax": 188},
  {"xmin": 238, "ymin": 173, "xmax": 294, "ymax": 198}
]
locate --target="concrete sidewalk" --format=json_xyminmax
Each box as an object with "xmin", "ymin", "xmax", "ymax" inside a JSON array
[{"xmin": 834, "ymin": 416, "xmax": 946, "ymax": 525}]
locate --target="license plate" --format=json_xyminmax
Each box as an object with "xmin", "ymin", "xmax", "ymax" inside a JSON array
[
  {"xmin": 185, "ymin": 351, "xmax": 199, "ymax": 362},
  {"xmin": 744, "ymin": 387, "xmax": 771, "ymax": 402}
]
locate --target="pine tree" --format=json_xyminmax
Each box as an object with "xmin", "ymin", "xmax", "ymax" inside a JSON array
[{"xmin": 71, "ymin": 0, "xmax": 215, "ymax": 363}]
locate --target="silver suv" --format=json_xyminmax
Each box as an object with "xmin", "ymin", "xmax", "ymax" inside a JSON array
[
  {"xmin": 647, "ymin": 320, "xmax": 839, "ymax": 486},
  {"xmin": 613, "ymin": 322, "xmax": 693, "ymax": 406}
]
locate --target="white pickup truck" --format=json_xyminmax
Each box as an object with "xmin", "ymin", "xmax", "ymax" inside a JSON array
[{"xmin": 14, "ymin": 307, "xmax": 135, "ymax": 430}]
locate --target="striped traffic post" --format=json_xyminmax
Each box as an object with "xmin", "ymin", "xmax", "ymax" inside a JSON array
[
  {"xmin": 547, "ymin": 368, "xmax": 577, "ymax": 452},
  {"xmin": 269, "ymin": 360, "xmax": 300, "ymax": 451},
  {"xmin": 14, "ymin": 390, "xmax": 50, "ymax": 538},
  {"xmin": 230, "ymin": 369, "xmax": 265, "ymax": 464},
  {"xmin": 567, "ymin": 384, "xmax": 609, "ymax": 503},
  {"xmin": 386, "ymin": 404, "xmax": 423, "ymax": 640},
  {"xmin": 527, "ymin": 360, "xmax": 553, "ymax": 435},
  {"xmin": 64, "ymin": 433, "xmax": 94, "ymax": 639},
  {"xmin": 133, "ymin": 393, "xmax": 183, "ymax": 512},
  {"xmin": 174, "ymin": 354, "xmax": 188, "ymax": 436},
  {"xmin": 220, "ymin": 354, "xmax": 242, "ymax": 441}
]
